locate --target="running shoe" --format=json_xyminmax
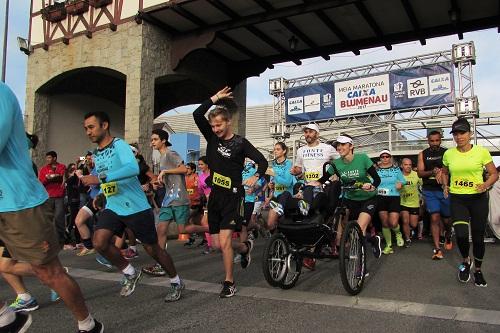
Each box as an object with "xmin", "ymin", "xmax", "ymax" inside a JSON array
[
  {"xmin": 302, "ymin": 258, "xmax": 316, "ymax": 270},
  {"xmin": 219, "ymin": 281, "xmax": 237, "ymax": 298},
  {"xmin": 458, "ymin": 261, "xmax": 471, "ymax": 283},
  {"xmin": 298, "ymin": 200, "xmax": 310, "ymax": 216},
  {"xmin": 164, "ymin": 280, "xmax": 185, "ymax": 302},
  {"xmin": 142, "ymin": 263, "xmax": 166, "ymax": 277},
  {"xmin": 122, "ymin": 248, "xmax": 139, "ymax": 260},
  {"xmin": 473, "ymin": 270, "xmax": 487, "ymax": 287},
  {"xmin": 184, "ymin": 237, "xmax": 196, "ymax": 247},
  {"xmin": 77, "ymin": 248, "xmax": 96, "ymax": 257},
  {"xmin": 9, "ymin": 296, "xmax": 39, "ymax": 312},
  {"xmin": 432, "ymin": 248, "xmax": 444, "ymax": 260},
  {"xmin": 382, "ymin": 246, "xmax": 394, "ymax": 255},
  {"xmin": 395, "ymin": 232, "xmax": 404, "ymax": 247},
  {"xmin": 201, "ymin": 246, "xmax": 213, "ymax": 255},
  {"xmin": 404, "ymin": 239, "xmax": 411, "ymax": 248},
  {"xmin": 196, "ymin": 239, "xmax": 207, "ymax": 248},
  {"xmin": 78, "ymin": 319, "xmax": 104, "ymax": 333},
  {"xmin": 1, "ymin": 312, "xmax": 32, "ymax": 333},
  {"xmin": 63, "ymin": 244, "xmax": 76, "ymax": 250},
  {"xmin": 75, "ymin": 243, "xmax": 85, "ymax": 249},
  {"xmin": 444, "ymin": 236, "xmax": 453, "ymax": 251},
  {"xmin": 120, "ymin": 271, "xmax": 142, "ymax": 297},
  {"xmin": 269, "ymin": 200, "xmax": 284, "ymax": 216},
  {"xmin": 95, "ymin": 254, "xmax": 113, "ymax": 269},
  {"xmin": 240, "ymin": 239, "xmax": 254, "ymax": 269},
  {"xmin": 371, "ymin": 235, "xmax": 382, "ymax": 259},
  {"xmin": 50, "ymin": 290, "xmax": 60, "ymax": 302}
]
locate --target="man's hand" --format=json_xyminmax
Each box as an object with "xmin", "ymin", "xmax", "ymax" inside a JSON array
[
  {"xmin": 290, "ymin": 166, "xmax": 302, "ymax": 176},
  {"xmin": 211, "ymin": 86, "xmax": 234, "ymax": 104},
  {"xmin": 361, "ymin": 183, "xmax": 375, "ymax": 191},
  {"xmin": 395, "ymin": 181, "xmax": 403, "ymax": 190},
  {"xmin": 243, "ymin": 175, "xmax": 259, "ymax": 188},
  {"xmin": 81, "ymin": 175, "xmax": 99, "ymax": 186}
]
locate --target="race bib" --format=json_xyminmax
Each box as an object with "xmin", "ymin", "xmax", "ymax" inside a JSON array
[
  {"xmin": 187, "ymin": 189, "xmax": 194, "ymax": 195},
  {"xmin": 213, "ymin": 172, "xmax": 232, "ymax": 189},
  {"xmin": 100, "ymin": 182, "xmax": 118, "ymax": 197},
  {"xmin": 304, "ymin": 171, "xmax": 320, "ymax": 181},
  {"xmin": 275, "ymin": 184, "xmax": 286, "ymax": 192},
  {"xmin": 377, "ymin": 188, "xmax": 389, "ymax": 196},
  {"xmin": 453, "ymin": 178, "xmax": 474, "ymax": 188},
  {"xmin": 402, "ymin": 192, "xmax": 413, "ymax": 199}
]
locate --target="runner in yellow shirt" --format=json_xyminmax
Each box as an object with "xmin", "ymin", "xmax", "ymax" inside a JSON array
[
  {"xmin": 400, "ymin": 158, "xmax": 422, "ymax": 247},
  {"xmin": 442, "ymin": 118, "xmax": 498, "ymax": 287}
]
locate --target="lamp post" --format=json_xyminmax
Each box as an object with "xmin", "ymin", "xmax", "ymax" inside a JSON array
[{"xmin": 1, "ymin": 0, "xmax": 9, "ymax": 82}]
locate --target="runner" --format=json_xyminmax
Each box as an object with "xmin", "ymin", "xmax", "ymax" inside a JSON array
[
  {"xmin": 400, "ymin": 158, "xmax": 422, "ymax": 247},
  {"xmin": 417, "ymin": 130, "xmax": 452, "ymax": 260},
  {"xmin": 376, "ymin": 150, "xmax": 406, "ymax": 255},
  {"xmin": 192, "ymin": 86, "xmax": 268, "ymax": 298},
  {"xmin": 0, "ymin": 82, "xmax": 103, "ymax": 332},
  {"xmin": 82, "ymin": 112, "xmax": 184, "ymax": 302},
  {"xmin": 442, "ymin": 117, "xmax": 498, "ymax": 286},
  {"xmin": 318, "ymin": 135, "xmax": 382, "ymax": 259}
]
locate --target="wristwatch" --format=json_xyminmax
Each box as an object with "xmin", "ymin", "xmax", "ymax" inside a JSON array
[{"xmin": 98, "ymin": 172, "xmax": 108, "ymax": 183}]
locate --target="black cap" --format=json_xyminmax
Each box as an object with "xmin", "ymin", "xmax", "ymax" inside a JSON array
[{"xmin": 450, "ymin": 118, "xmax": 471, "ymax": 134}]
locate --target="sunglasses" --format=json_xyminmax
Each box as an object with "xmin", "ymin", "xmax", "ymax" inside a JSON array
[{"xmin": 380, "ymin": 155, "xmax": 391, "ymax": 159}]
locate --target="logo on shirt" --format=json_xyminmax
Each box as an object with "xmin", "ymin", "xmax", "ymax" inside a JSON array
[{"xmin": 217, "ymin": 144, "xmax": 231, "ymax": 158}]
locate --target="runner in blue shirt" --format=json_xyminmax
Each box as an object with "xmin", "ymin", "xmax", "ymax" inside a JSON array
[
  {"xmin": 82, "ymin": 111, "xmax": 184, "ymax": 302},
  {"xmin": 0, "ymin": 82, "xmax": 103, "ymax": 332}
]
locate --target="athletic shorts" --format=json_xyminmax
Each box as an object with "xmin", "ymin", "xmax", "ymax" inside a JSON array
[
  {"xmin": 252, "ymin": 201, "xmax": 264, "ymax": 215},
  {"xmin": 422, "ymin": 190, "xmax": 450, "ymax": 217},
  {"xmin": 243, "ymin": 202, "xmax": 255, "ymax": 226},
  {"xmin": 400, "ymin": 205, "xmax": 419, "ymax": 215},
  {"xmin": 0, "ymin": 201, "xmax": 60, "ymax": 265},
  {"xmin": 377, "ymin": 196, "xmax": 401, "ymax": 213},
  {"xmin": 345, "ymin": 197, "xmax": 378, "ymax": 220},
  {"xmin": 95, "ymin": 208, "xmax": 158, "ymax": 245},
  {"xmin": 81, "ymin": 199, "xmax": 98, "ymax": 217},
  {"xmin": 450, "ymin": 193, "xmax": 488, "ymax": 225},
  {"xmin": 207, "ymin": 189, "xmax": 244, "ymax": 234},
  {"xmin": 159, "ymin": 205, "xmax": 189, "ymax": 225}
]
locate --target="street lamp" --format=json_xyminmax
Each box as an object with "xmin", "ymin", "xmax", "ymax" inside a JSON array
[{"xmin": 17, "ymin": 37, "xmax": 31, "ymax": 55}]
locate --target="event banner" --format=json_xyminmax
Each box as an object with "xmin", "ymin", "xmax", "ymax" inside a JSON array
[{"xmin": 284, "ymin": 62, "xmax": 454, "ymax": 124}]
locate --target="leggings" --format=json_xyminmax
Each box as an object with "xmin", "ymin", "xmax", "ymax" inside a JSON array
[{"xmin": 450, "ymin": 193, "xmax": 489, "ymax": 268}]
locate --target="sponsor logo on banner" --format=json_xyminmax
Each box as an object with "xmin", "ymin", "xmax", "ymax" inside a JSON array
[
  {"xmin": 393, "ymin": 82, "xmax": 405, "ymax": 98},
  {"xmin": 407, "ymin": 77, "xmax": 428, "ymax": 98},
  {"xmin": 429, "ymin": 73, "xmax": 451, "ymax": 95},
  {"xmin": 304, "ymin": 94, "xmax": 321, "ymax": 113},
  {"xmin": 323, "ymin": 93, "xmax": 333, "ymax": 108},
  {"xmin": 287, "ymin": 96, "xmax": 303, "ymax": 115},
  {"xmin": 335, "ymin": 74, "xmax": 390, "ymax": 116}
]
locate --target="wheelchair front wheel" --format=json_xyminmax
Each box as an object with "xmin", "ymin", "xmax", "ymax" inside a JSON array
[{"xmin": 339, "ymin": 220, "xmax": 366, "ymax": 295}]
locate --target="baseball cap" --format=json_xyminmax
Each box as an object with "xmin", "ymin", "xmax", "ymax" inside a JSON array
[
  {"xmin": 303, "ymin": 123, "xmax": 320, "ymax": 133},
  {"xmin": 450, "ymin": 117, "xmax": 471, "ymax": 134},
  {"xmin": 334, "ymin": 135, "xmax": 353, "ymax": 145},
  {"xmin": 379, "ymin": 149, "xmax": 392, "ymax": 157}
]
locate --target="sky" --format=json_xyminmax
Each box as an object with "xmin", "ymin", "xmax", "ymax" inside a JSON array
[{"xmin": 2, "ymin": 1, "xmax": 500, "ymax": 121}]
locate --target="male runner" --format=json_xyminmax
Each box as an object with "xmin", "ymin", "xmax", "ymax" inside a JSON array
[{"xmin": 193, "ymin": 86, "xmax": 268, "ymax": 298}]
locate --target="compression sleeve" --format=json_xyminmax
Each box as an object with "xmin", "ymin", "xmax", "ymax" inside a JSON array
[
  {"xmin": 106, "ymin": 140, "xmax": 140, "ymax": 182},
  {"xmin": 193, "ymin": 99, "xmax": 215, "ymax": 142},
  {"xmin": 367, "ymin": 166, "xmax": 381, "ymax": 188}
]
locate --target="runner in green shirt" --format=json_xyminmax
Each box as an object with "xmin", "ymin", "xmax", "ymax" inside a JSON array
[{"xmin": 442, "ymin": 118, "xmax": 498, "ymax": 287}]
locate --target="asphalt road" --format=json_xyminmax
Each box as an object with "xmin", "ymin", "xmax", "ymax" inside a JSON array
[{"xmin": 2, "ymin": 235, "xmax": 500, "ymax": 333}]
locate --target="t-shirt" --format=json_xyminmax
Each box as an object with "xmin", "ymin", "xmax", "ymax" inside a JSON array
[
  {"xmin": 443, "ymin": 145, "xmax": 493, "ymax": 195},
  {"xmin": 185, "ymin": 174, "xmax": 201, "ymax": 206},
  {"xmin": 400, "ymin": 171, "xmax": 422, "ymax": 208},
  {"xmin": 328, "ymin": 153, "xmax": 376, "ymax": 201},
  {"xmin": 377, "ymin": 166, "xmax": 406, "ymax": 197},
  {"xmin": 93, "ymin": 138, "xmax": 151, "ymax": 216},
  {"xmin": 271, "ymin": 159, "xmax": 295, "ymax": 196},
  {"xmin": 159, "ymin": 150, "xmax": 189, "ymax": 207},
  {"xmin": 193, "ymin": 100, "xmax": 268, "ymax": 194},
  {"xmin": 242, "ymin": 163, "xmax": 263, "ymax": 203},
  {"xmin": 295, "ymin": 142, "xmax": 338, "ymax": 183},
  {"xmin": 0, "ymin": 82, "xmax": 48, "ymax": 212},
  {"xmin": 198, "ymin": 171, "xmax": 211, "ymax": 198}
]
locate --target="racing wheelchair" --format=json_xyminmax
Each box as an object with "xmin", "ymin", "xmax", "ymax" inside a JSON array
[{"xmin": 262, "ymin": 173, "xmax": 367, "ymax": 295}]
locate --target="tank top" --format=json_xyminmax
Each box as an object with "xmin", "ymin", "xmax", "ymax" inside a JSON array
[{"xmin": 422, "ymin": 147, "xmax": 447, "ymax": 190}]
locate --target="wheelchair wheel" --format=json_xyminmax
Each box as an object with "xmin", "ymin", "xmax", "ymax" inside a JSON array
[
  {"xmin": 262, "ymin": 233, "xmax": 289, "ymax": 287},
  {"xmin": 339, "ymin": 220, "xmax": 366, "ymax": 295},
  {"xmin": 279, "ymin": 253, "xmax": 302, "ymax": 289}
]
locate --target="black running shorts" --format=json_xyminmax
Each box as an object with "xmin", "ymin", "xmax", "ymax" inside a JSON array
[{"xmin": 207, "ymin": 189, "xmax": 244, "ymax": 234}]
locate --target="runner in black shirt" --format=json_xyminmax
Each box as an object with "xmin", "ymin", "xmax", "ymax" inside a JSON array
[{"xmin": 193, "ymin": 86, "xmax": 268, "ymax": 298}]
